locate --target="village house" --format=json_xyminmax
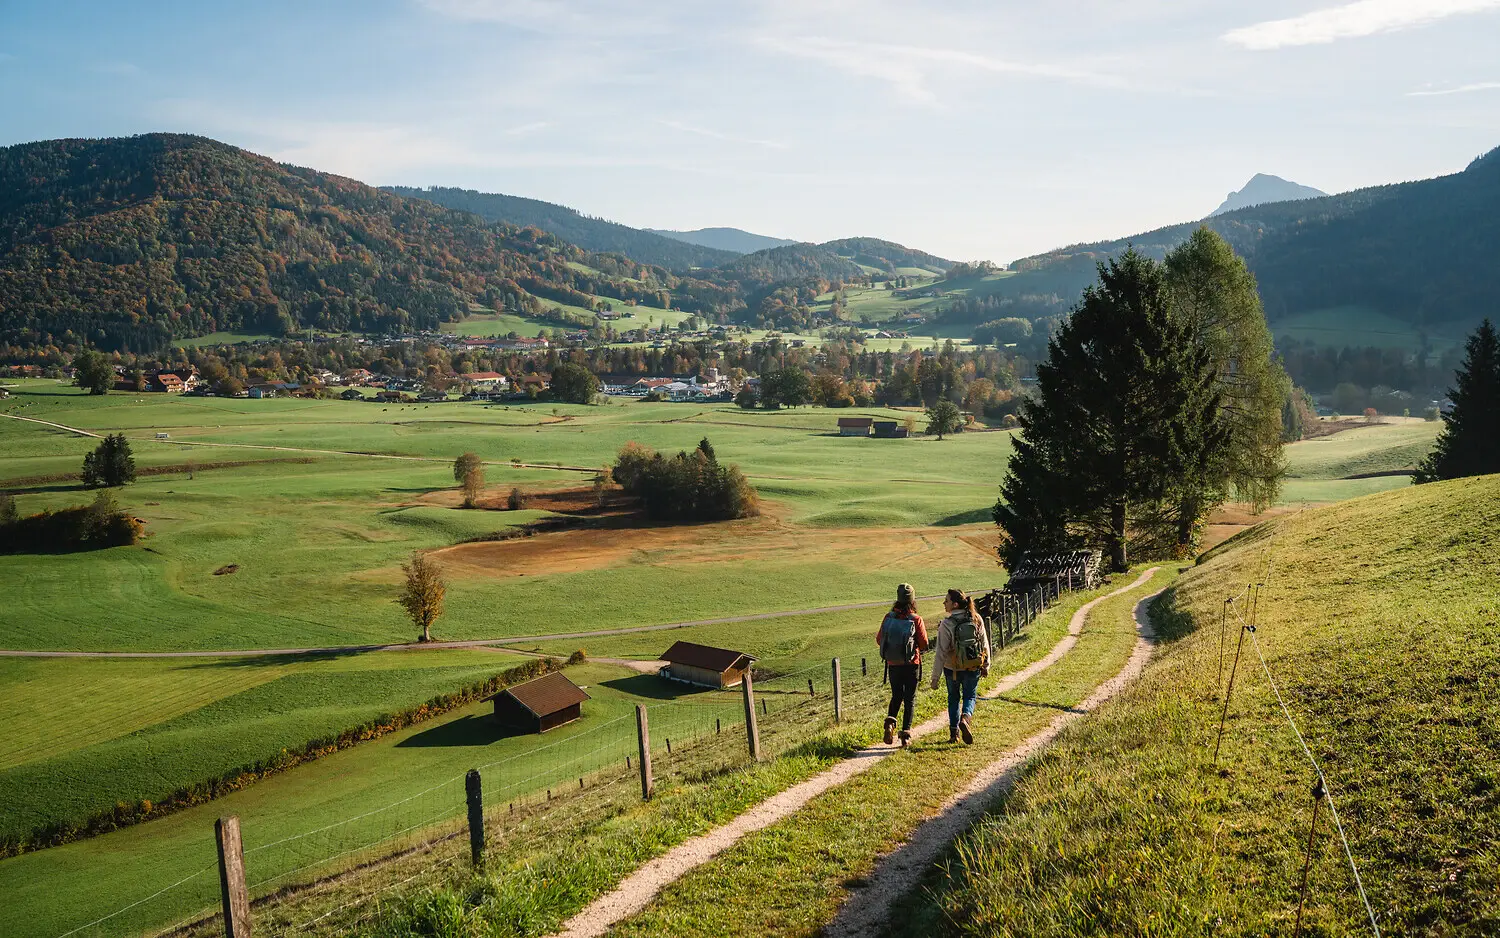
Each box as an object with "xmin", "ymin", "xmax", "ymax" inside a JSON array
[
  {"xmin": 343, "ymin": 368, "xmax": 376, "ymax": 385},
  {"xmin": 486, "ymin": 672, "xmax": 590, "ymax": 734},
  {"xmin": 460, "ymin": 371, "xmax": 508, "ymax": 392},
  {"xmin": 659, "ymin": 642, "xmax": 757, "ymax": 689}
]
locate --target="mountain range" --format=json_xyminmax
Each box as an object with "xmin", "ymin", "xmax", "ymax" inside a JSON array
[
  {"xmin": 1209, "ymin": 173, "xmax": 1326, "ymax": 216},
  {"xmin": 0, "ymin": 135, "xmax": 947, "ymax": 350},
  {"xmin": 989, "ymin": 146, "xmax": 1500, "ymax": 337},
  {"xmin": 645, "ymin": 227, "xmax": 797, "ymax": 254}
]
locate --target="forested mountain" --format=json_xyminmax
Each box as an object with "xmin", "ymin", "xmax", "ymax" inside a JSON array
[
  {"xmin": 820, "ymin": 237, "xmax": 951, "ymax": 274},
  {"xmin": 646, "ymin": 227, "xmax": 796, "ymax": 254},
  {"xmin": 0, "ymin": 135, "xmax": 746, "ymax": 352},
  {"xmin": 1209, "ymin": 174, "xmax": 1326, "ymax": 216},
  {"xmin": 714, "ymin": 244, "xmax": 864, "ymax": 285},
  {"xmin": 989, "ymin": 145, "xmax": 1500, "ymax": 336},
  {"xmin": 383, "ymin": 186, "xmax": 739, "ymax": 269}
]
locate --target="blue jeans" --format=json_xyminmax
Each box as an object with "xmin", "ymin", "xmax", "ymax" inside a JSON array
[{"xmin": 945, "ymin": 668, "xmax": 981, "ymax": 729}]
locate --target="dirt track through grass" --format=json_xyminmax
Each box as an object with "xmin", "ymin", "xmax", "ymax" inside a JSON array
[{"xmin": 554, "ymin": 568, "xmax": 1160, "ymax": 938}]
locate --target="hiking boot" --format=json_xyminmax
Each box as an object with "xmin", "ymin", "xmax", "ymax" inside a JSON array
[
  {"xmin": 884, "ymin": 717, "xmax": 897, "ymax": 745},
  {"xmin": 948, "ymin": 726, "xmax": 959, "ymax": 744},
  {"xmin": 959, "ymin": 715, "xmax": 974, "ymax": 745},
  {"xmin": 898, "ymin": 730, "xmax": 911, "ymax": 748}
]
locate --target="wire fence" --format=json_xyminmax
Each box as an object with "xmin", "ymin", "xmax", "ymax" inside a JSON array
[
  {"xmin": 45, "ymin": 581, "xmax": 1068, "ymax": 938},
  {"xmin": 1211, "ymin": 547, "xmax": 1382, "ymax": 938}
]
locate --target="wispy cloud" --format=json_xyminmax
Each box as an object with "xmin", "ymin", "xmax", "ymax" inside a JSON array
[
  {"xmin": 1406, "ymin": 80, "xmax": 1500, "ymax": 95},
  {"xmin": 505, "ymin": 120, "xmax": 552, "ymax": 136},
  {"xmin": 654, "ymin": 119, "xmax": 787, "ymax": 150},
  {"xmin": 758, "ymin": 36, "xmax": 1115, "ymax": 105},
  {"xmin": 1224, "ymin": 0, "xmax": 1500, "ymax": 51}
]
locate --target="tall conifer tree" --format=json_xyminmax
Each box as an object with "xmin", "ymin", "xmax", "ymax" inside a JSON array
[
  {"xmin": 994, "ymin": 249, "xmax": 1226, "ymax": 572},
  {"xmin": 1414, "ymin": 319, "xmax": 1500, "ymax": 483}
]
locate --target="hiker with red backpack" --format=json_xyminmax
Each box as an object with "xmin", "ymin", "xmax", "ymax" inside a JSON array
[
  {"xmin": 877, "ymin": 583, "xmax": 929, "ymax": 747},
  {"xmin": 930, "ymin": 588, "xmax": 989, "ymax": 744}
]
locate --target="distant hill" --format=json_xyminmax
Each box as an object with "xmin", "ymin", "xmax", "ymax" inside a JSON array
[
  {"xmin": 985, "ymin": 145, "xmax": 1500, "ymax": 340},
  {"xmin": 647, "ymin": 227, "xmax": 797, "ymax": 254},
  {"xmin": 714, "ymin": 243, "xmax": 864, "ymax": 285},
  {"xmin": 384, "ymin": 186, "xmax": 739, "ymax": 270},
  {"xmin": 819, "ymin": 237, "xmax": 951, "ymax": 274},
  {"xmin": 0, "ymin": 135, "xmax": 715, "ymax": 351},
  {"xmin": 1210, "ymin": 173, "xmax": 1326, "ymax": 216}
]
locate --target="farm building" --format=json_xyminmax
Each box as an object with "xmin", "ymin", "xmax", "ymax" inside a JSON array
[
  {"xmin": 486, "ymin": 671, "xmax": 590, "ymax": 734},
  {"xmin": 660, "ymin": 642, "xmax": 757, "ymax": 689},
  {"xmin": 872, "ymin": 420, "xmax": 908, "ymax": 439},
  {"xmin": 837, "ymin": 417, "xmax": 874, "ymax": 437}
]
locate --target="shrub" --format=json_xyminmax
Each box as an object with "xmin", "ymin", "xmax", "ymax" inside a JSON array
[
  {"xmin": 0, "ymin": 490, "xmax": 142, "ymax": 554},
  {"xmin": 507, "ymin": 487, "xmax": 527, "ymax": 510}
]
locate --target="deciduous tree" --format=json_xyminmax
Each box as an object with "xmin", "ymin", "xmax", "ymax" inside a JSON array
[
  {"xmin": 549, "ymin": 362, "xmax": 600, "ymax": 404},
  {"xmin": 397, "ymin": 552, "xmax": 446, "ymax": 642},
  {"xmin": 926, "ymin": 399, "xmax": 963, "ymax": 439},
  {"xmin": 453, "ymin": 452, "xmax": 484, "ymax": 508},
  {"xmin": 73, "ymin": 350, "xmax": 114, "ymax": 395}
]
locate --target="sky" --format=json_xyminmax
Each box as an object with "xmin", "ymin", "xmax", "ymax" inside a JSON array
[{"xmin": 2, "ymin": 0, "xmax": 1498, "ymax": 263}]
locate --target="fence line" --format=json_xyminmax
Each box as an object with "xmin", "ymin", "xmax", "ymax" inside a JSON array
[{"xmin": 55, "ymin": 579, "xmax": 1092, "ymax": 938}]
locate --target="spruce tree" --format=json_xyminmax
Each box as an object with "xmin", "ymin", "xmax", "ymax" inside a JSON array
[
  {"xmin": 993, "ymin": 249, "xmax": 1226, "ymax": 572},
  {"xmin": 1414, "ymin": 319, "xmax": 1500, "ymax": 483}
]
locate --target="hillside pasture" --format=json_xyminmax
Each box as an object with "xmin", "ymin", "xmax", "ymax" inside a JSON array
[
  {"xmin": 896, "ymin": 474, "xmax": 1500, "ymax": 936},
  {"xmin": 1270, "ymin": 304, "xmax": 1467, "ymax": 353}
]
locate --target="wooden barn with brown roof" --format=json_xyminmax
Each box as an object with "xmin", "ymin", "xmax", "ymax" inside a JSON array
[
  {"xmin": 660, "ymin": 642, "xmax": 757, "ymax": 689},
  {"xmin": 486, "ymin": 671, "xmax": 590, "ymax": 733}
]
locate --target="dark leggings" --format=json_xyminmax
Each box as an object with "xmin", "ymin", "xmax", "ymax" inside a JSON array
[{"xmin": 886, "ymin": 663, "xmax": 920, "ymax": 732}]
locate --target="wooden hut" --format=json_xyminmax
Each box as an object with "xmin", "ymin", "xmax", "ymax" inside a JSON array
[
  {"xmin": 837, "ymin": 417, "xmax": 874, "ymax": 437},
  {"xmin": 660, "ymin": 642, "xmax": 757, "ymax": 689},
  {"xmin": 1006, "ymin": 550, "xmax": 1104, "ymax": 594},
  {"xmin": 486, "ymin": 671, "xmax": 590, "ymax": 733}
]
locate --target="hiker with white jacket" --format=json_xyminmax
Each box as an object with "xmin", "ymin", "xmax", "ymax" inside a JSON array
[{"xmin": 929, "ymin": 587, "xmax": 989, "ymax": 744}]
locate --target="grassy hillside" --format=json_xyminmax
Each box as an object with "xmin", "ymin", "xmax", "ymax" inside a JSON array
[{"xmin": 897, "ymin": 474, "xmax": 1500, "ymax": 936}]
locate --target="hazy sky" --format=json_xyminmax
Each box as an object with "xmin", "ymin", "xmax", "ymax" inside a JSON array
[{"xmin": 3, "ymin": 1, "xmax": 1498, "ymax": 262}]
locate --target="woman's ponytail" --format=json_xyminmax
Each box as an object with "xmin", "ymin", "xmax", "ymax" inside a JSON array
[{"xmin": 946, "ymin": 587, "xmax": 978, "ymax": 621}]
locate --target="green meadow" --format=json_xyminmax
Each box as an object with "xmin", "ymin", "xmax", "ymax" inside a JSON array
[{"xmin": 0, "ymin": 379, "xmax": 1448, "ymax": 937}]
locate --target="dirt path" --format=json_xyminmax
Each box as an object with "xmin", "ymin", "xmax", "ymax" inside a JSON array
[
  {"xmin": 551, "ymin": 568, "xmax": 1161, "ymax": 938},
  {"xmin": 0, "ymin": 593, "xmax": 967, "ymax": 658},
  {"xmin": 0, "ymin": 412, "xmax": 103, "ymax": 438},
  {"xmin": 821, "ymin": 585, "xmax": 1166, "ymax": 937}
]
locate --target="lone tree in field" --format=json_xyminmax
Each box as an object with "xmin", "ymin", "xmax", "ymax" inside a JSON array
[
  {"xmin": 549, "ymin": 362, "xmax": 601, "ymax": 404},
  {"xmin": 453, "ymin": 452, "xmax": 484, "ymax": 508},
  {"xmin": 1414, "ymin": 318, "xmax": 1500, "ymax": 483},
  {"xmin": 994, "ymin": 249, "xmax": 1228, "ymax": 572},
  {"xmin": 73, "ymin": 350, "xmax": 115, "ymax": 395},
  {"xmin": 1162, "ymin": 227, "xmax": 1289, "ymax": 548},
  {"xmin": 82, "ymin": 434, "xmax": 136, "ymax": 488},
  {"xmin": 397, "ymin": 552, "xmax": 446, "ymax": 642},
  {"xmin": 926, "ymin": 399, "xmax": 963, "ymax": 439},
  {"xmin": 759, "ymin": 367, "xmax": 811, "ymax": 409}
]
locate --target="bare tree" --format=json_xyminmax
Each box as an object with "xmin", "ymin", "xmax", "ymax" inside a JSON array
[
  {"xmin": 453, "ymin": 452, "xmax": 484, "ymax": 508},
  {"xmin": 397, "ymin": 552, "xmax": 446, "ymax": 642}
]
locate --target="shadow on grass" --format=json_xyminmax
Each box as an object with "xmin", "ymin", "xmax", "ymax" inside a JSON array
[
  {"xmin": 987, "ymin": 694, "xmax": 1086, "ymax": 715},
  {"xmin": 183, "ymin": 647, "xmax": 380, "ymax": 668},
  {"xmin": 598, "ymin": 673, "xmax": 721, "ymax": 701},
  {"xmin": 397, "ymin": 714, "xmax": 526, "ymax": 747},
  {"xmin": 1146, "ymin": 586, "xmax": 1197, "ymax": 643},
  {"xmin": 932, "ymin": 506, "xmax": 994, "ymax": 526}
]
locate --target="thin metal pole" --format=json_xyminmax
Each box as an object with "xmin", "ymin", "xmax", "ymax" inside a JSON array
[
  {"xmin": 1219, "ymin": 599, "xmax": 1230, "ymax": 693},
  {"xmin": 1294, "ymin": 777, "xmax": 1327, "ymax": 938},
  {"xmin": 1213, "ymin": 625, "xmax": 1253, "ymax": 764}
]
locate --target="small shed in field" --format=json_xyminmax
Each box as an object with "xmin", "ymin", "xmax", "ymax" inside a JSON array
[
  {"xmin": 837, "ymin": 417, "xmax": 874, "ymax": 437},
  {"xmin": 486, "ymin": 671, "xmax": 590, "ymax": 734},
  {"xmin": 872, "ymin": 420, "xmax": 908, "ymax": 439},
  {"xmin": 660, "ymin": 642, "xmax": 757, "ymax": 689}
]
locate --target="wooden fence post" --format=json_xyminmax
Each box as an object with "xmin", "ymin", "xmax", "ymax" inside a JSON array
[
  {"xmin": 832, "ymin": 658, "xmax": 843, "ymax": 724},
  {"xmin": 215, "ymin": 815, "xmax": 252, "ymax": 938},
  {"xmin": 742, "ymin": 670, "xmax": 761, "ymax": 761},
  {"xmin": 635, "ymin": 704, "xmax": 654, "ymax": 801},
  {"xmin": 465, "ymin": 769, "xmax": 484, "ymax": 866}
]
